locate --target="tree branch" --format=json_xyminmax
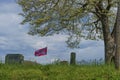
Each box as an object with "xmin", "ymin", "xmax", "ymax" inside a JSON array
[{"xmin": 106, "ymin": 0, "xmax": 112, "ymax": 11}]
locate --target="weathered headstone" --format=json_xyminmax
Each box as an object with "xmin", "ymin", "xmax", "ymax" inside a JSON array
[
  {"xmin": 5, "ymin": 54, "xmax": 24, "ymax": 64},
  {"xmin": 70, "ymin": 52, "xmax": 76, "ymax": 65}
]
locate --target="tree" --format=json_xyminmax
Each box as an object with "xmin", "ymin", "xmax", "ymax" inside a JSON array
[
  {"xmin": 115, "ymin": 0, "xmax": 120, "ymax": 69},
  {"xmin": 17, "ymin": 0, "xmax": 118, "ymax": 64}
]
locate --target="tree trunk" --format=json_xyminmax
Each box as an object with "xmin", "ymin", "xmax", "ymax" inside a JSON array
[
  {"xmin": 115, "ymin": 1, "xmax": 120, "ymax": 70},
  {"xmin": 101, "ymin": 15, "xmax": 115, "ymax": 64}
]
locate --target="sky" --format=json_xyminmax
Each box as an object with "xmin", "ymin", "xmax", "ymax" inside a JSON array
[{"xmin": 0, "ymin": 0, "xmax": 104, "ymax": 64}]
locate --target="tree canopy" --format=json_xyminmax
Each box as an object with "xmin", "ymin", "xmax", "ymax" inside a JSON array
[
  {"xmin": 18, "ymin": 0, "xmax": 117, "ymax": 59},
  {"xmin": 18, "ymin": 0, "xmax": 117, "ymax": 48}
]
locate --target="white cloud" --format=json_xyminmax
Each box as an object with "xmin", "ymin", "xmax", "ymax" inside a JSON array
[
  {"xmin": 0, "ymin": 36, "xmax": 8, "ymax": 49},
  {"xmin": 0, "ymin": 14, "xmax": 23, "ymax": 33},
  {"xmin": 0, "ymin": 3, "xmax": 21, "ymax": 13}
]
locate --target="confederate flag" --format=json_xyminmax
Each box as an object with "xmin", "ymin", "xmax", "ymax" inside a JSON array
[{"xmin": 34, "ymin": 47, "xmax": 47, "ymax": 56}]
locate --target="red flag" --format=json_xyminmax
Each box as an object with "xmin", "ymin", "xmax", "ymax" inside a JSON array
[{"xmin": 34, "ymin": 47, "xmax": 47, "ymax": 56}]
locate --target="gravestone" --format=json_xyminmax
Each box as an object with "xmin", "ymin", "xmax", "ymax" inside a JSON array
[
  {"xmin": 70, "ymin": 52, "xmax": 76, "ymax": 65},
  {"xmin": 5, "ymin": 54, "xmax": 24, "ymax": 64}
]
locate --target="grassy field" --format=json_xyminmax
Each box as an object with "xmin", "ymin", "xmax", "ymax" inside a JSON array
[{"xmin": 0, "ymin": 63, "xmax": 120, "ymax": 80}]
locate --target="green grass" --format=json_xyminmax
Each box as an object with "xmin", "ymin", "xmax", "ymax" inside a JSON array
[{"xmin": 0, "ymin": 63, "xmax": 120, "ymax": 80}]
